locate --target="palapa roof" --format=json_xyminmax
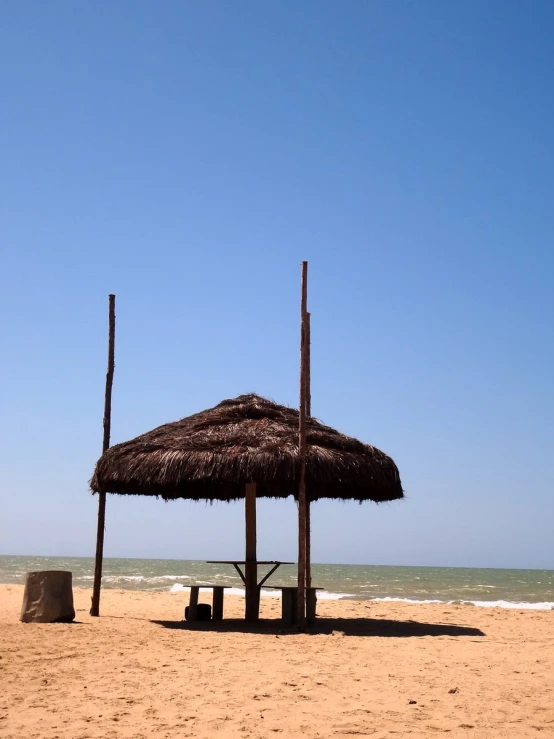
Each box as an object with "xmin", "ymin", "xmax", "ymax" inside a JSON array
[{"xmin": 90, "ymin": 394, "xmax": 403, "ymax": 503}]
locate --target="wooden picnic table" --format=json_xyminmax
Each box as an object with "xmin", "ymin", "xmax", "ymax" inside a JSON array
[{"xmin": 207, "ymin": 560, "xmax": 294, "ymax": 620}]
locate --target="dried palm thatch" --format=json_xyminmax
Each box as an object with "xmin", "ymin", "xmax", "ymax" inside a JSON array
[{"xmin": 90, "ymin": 394, "xmax": 403, "ymax": 503}]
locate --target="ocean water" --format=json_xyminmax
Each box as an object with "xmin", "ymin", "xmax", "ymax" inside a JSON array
[{"xmin": 0, "ymin": 555, "xmax": 552, "ymax": 610}]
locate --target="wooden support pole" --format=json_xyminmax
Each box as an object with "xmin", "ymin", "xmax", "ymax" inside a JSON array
[
  {"xmin": 297, "ymin": 261, "xmax": 308, "ymax": 628},
  {"xmin": 282, "ymin": 588, "xmax": 298, "ymax": 627},
  {"xmin": 188, "ymin": 586, "xmax": 199, "ymax": 622},
  {"xmin": 212, "ymin": 587, "xmax": 225, "ymax": 621},
  {"xmin": 306, "ymin": 587, "xmax": 317, "ymax": 623},
  {"xmin": 90, "ymin": 294, "xmax": 115, "ymax": 617},
  {"xmin": 305, "ymin": 311, "xmax": 312, "ymax": 593},
  {"xmin": 306, "ymin": 312, "xmax": 312, "ymax": 418},
  {"xmin": 245, "ymin": 482, "xmax": 259, "ymax": 622}
]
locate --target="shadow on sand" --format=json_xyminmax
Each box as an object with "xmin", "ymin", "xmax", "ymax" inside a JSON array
[{"xmin": 150, "ymin": 617, "xmax": 485, "ymax": 638}]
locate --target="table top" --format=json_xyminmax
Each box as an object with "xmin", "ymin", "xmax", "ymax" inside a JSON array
[{"xmin": 207, "ymin": 560, "xmax": 294, "ymax": 566}]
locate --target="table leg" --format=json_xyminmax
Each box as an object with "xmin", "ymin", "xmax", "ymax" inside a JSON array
[
  {"xmin": 188, "ymin": 586, "xmax": 199, "ymax": 622},
  {"xmin": 282, "ymin": 589, "xmax": 298, "ymax": 626},
  {"xmin": 213, "ymin": 587, "xmax": 224, "ymax": 621},
  {"xmin": 307, "ymin": 588, "xmax": 317, "ymax": 624},
  {"xmin": 245, "ymin": 579, "xmax": 260, "ymax": 622}
]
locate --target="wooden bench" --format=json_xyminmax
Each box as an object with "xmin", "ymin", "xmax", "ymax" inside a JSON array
[
  {"xmin": 186, "ymin": 585, "xmax": 233, "ymax": 622},
  {"xmin": 265, "ymin": 586, "xmax": 323, "ymax": 626}
]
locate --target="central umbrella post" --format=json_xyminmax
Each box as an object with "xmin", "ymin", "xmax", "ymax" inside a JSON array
[{"xmin": 244, "ymin": 482, "xmax": 259, "ymax": 621}]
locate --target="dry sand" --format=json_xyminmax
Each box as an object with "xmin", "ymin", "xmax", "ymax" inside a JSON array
[{"xmin": 1, "ymin": 584, "xmax": 553, "ymax": 738}]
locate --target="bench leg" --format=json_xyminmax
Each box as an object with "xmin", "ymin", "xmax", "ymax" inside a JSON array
[
  {"xmin": 188, "ymin": 586, "xmax": 199, "ymax": 622},
  {"xmin": 213, "ymin": 587, "xmax": 224, "ymax": 621},
  {"xmin": 282, "ymin": 589, "xmax": 298, "ymax": 626},
  {"xmin": 307, "ymin": 588, "xmax": 317, "ymax": 624}
]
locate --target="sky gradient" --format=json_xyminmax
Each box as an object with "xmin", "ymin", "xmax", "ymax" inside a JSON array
[{"xmin": 1, "ymin": 1, "xmax": 553, "ymax": 568}]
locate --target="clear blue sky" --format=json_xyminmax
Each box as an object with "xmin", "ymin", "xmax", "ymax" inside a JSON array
[{"xmin": 1, "ymin": 1, "xmax": 553, "ymax": 569}]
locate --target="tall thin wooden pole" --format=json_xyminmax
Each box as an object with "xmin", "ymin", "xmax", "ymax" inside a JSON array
[
  {"xmin": 298, "ymin": 262, "xmax": 308, "ymax": 628},
  {"xmin": 305, "ymin": 312, "xmax": 312, "ymax": 592},
  {"xmin": 90, "ymin": 294, "xmax": 116, "ymax": 617},
  {"xmin": 244, "ymin": 482, "xmax": 259, "ymax": 622},
  {"xmin": 305, "ymin": 313, "xmax": 312, "ymax": 419}
]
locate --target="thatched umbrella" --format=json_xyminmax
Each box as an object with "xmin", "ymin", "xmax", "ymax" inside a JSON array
[{"xmin": 91, "ymin": 393, "xmax": 403, "ymax": 619}]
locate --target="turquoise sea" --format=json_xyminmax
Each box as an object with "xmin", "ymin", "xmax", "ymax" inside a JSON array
[{"xmin": 1, "ymin": 555, "xmax": 552, "ymax": 609}]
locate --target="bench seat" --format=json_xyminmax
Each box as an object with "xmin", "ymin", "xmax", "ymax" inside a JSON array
[
  {"xmin": 264, "ymin": 586, "xmax": 323, "ymax": 625},
  {"xmin": 186, "ymin": 584, "xmax": 234, "ymax": 622}
]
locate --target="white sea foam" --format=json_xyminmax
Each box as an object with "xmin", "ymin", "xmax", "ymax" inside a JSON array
[
  {"xmin": 316, "ymin": 591, "xmax": 354, "ymax": 600},
  {"xmin": 462, "ymin": 600, "xmax": 554, "ymax": 610},
  {"xmin": 375, "ymin": 597, "xmax": 444, "ymax": 605},
  {"xmin": 170, "ymin": 584, "xmax": 246, "ymax": 597},
  {"xmin": 167, "ymin": 587, "xmax": 553, "ymax": 609},
  {"xmin": 96, "ymin": 574, "xmax": 194, "ymax": 584},
  {"xmin": 373, "ymin": 597, "xmax": 554, "ymax": 611},
  {"xmin": 169, "ymin": 584, "xmax": 353, "ymax": 600}
]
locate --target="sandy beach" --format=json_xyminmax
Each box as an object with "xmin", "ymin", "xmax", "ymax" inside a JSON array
[{"xmin": 1, "ymin": 584, "xmax": 553, "ymax": 738}]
